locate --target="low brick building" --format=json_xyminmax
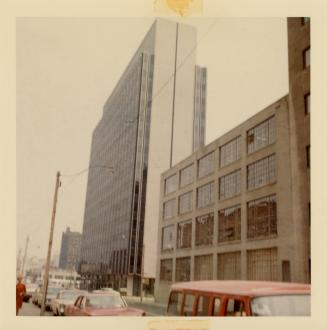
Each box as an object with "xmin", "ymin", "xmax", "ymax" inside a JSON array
[{"xmin": 155, "ymin": 17, "xmax": 310, "ymax": 303}]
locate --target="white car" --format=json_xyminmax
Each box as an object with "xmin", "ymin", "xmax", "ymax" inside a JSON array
[{"xmin": 51, "ymin": 289, "xmax": 87, "ymax": 316}]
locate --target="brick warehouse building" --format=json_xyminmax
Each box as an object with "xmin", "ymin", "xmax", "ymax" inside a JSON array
[{"xmin": 155, "ymin": 17, "xmax": 310, "ymax": 303}]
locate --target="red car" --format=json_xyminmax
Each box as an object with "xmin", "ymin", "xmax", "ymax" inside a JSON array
[{"xmin": 65, "ymin": 292, "xmax": 146, "ymax": 316}]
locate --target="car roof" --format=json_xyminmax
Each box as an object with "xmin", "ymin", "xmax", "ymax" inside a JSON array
[
  {"xmin": 59, "ymin": 289, "xmax": 86, "ymax": 293},
  {"xmin": 170, "ymin": 280, "xmax": 310, "ymax": 297},
  {"xmin": 84, "ymin": 292, "xmax": 122, "ymax": 298}
]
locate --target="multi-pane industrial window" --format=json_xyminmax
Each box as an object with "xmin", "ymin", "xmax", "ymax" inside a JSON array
[
  {"xmin": 247, "ymin": 116, "xmax": 276, "ymax": 154},
  {"xmin": 218, "ymin": 205, "xmax": 241, "ymax": 242},
  {"xmin": 160, "ymin": 259, "xmax": 173, "ymax": 281},
  {"xmin": 165, "ymin": 174, "xmax": 177, "ymax": 195},
  {"xmin": 179, "ymin": 191, "xmax": 193, "ymax": 214},
  {"xmin": 194, "ymin": 254, "xmax": 213, "ymax": 280},
  {"xmin": 219, "ymin": 170, "xmax": 241, "ymax": 200},
  {"xmin": 247, "ymin": 248, "xmax": 278, "ymax": 281},
  {"xmin": 303, "ymin": 47, "xmax": 310, "ymax": 68},
  {"xmin": 197, "ymin": 182, "xmax": 214, "ymax": 208},
  {"xmin": 163, "ymin": 199, "xmax": 176, "ymax": 220},
  {"xmin": 175, "ymin": 257, "xmax": 191, "ymax": 282},
  {"xmin": 162, "ymin": 225, "xmax": 174, "ymax": 251},
  {"xmin": 217, "ymin": 252, "xmax": 241, "ymax": 280},
  {"xmin": 220, "ymin": 136, "xmax": 241, "ymax": 168},
  {"xmin": 304, "ymin": 93, "xmax": 310, "ymax": 114},
  {"xmin": 247, "ymin": 154, "xmax": 276, "ymax": 190},
  {"xmin": 195, "ymin": 213, "xmax": 214, "ymax": 246},
  {"xmin": 177, "ymin": 220, "xmax": 192, "ymax": 249},
  {"xmin": 247, "ymin": 195, "xmax": 277, "ymax": 239},
  {"xmin": 198, "ymin": 152, "xmax": 215, "ymax": 178},
  {"xmin": 180, "ymin": 164, "xmax": 194, "ymax": 187}
]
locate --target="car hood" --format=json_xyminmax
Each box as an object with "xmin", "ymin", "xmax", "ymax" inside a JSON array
[{"xmin": 86, "ymin": 307, "xmax": 145, "ymax": 316}]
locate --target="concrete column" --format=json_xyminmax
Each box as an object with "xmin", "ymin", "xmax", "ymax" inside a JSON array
[{"xmin": 127, "ymin": 275, "xmax": 133, "ymax": 296}]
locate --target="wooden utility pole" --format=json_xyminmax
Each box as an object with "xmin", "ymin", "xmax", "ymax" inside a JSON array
[
  {"xmin": 40, "ymin": 171, "xmax": 60, "ymax": 316},
  {"xmin": 16, "ymin": 248, "xmax": 22, "ymax": 276},
  {"xmin": 21, "ymin": 235, "xmax": 30, "ymax": 277}
]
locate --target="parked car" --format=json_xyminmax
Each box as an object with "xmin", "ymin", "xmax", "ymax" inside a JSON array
[
  {"xmin": 92, "ymin": 288, "xmax": 120, "ymax": 295},
  {"xmin": 166, "ymin": 280, "xmax": 310, "ymax": 316},
  {"xmin": 32, "ymin": 286, "xmax": 41, "ymax": 305},
  {"xmin": 36, "ymin": 286, "xmax": 61, "ymax": 310},
  {"xmin": 24, "ymin": 283, "xmax": 39, "ymax": 302},
  {"xmin": 51, "ymin": 289, "xmax": 87, "ymax": 316},
  {"xmin": 65, "ymin": 292, "xmax": 146, "ymax": 316}
]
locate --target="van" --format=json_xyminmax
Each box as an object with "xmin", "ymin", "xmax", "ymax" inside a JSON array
[{"xmin": 166, "ymin": 280, "xmax": 310, "ymax": 316}]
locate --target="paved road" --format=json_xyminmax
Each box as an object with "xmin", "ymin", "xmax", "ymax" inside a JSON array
[
  {"xmin": 18, "ymin": 301, "xmax": 53, "ymax": 316},
  {"xmin": 125, "ymin": 298, "xmax": 166, "ymax": 316},
  {"xmin": 18, "ymin": 298, "xmax": 166, "ymax": 317}
]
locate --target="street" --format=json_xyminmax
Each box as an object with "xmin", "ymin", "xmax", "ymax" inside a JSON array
[
  {"xmin": 125, "ymin": 297, "xmax": 166, "ymax": 316},
  {"xmin": 18, "ymin": 298, "xmax": 166, "ymax": 316}
]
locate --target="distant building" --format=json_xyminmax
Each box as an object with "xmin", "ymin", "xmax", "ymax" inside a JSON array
[
  {"xmin": 59, "ymin": 227, "xmax": 82, "ymax": 270},
  {"xmin": 39, "ymin": 267, "xmax": 81, "ymax": 288},
  {"xmin": 79, "ymin": 18, "xmax": 206, "ymax": 295},
  {"xmin": 155, "ymin": 17, "xmax": 310, "ymax": 303}
]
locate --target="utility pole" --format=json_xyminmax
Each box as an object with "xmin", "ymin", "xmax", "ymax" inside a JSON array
[
  {"xmin": 40, "ymin": 171, "xmax": 60, "ymax": 316},
  {"xmin": 21, "ymin": 235, "xmax": 29, "ymax": 278},
  {"xmin": 16, "ymin": 248, "xmax": 22, "ymax": 276}
]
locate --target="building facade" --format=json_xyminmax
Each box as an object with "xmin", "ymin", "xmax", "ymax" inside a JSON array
[
  {"xmin": 155, "ymin": 17, "xmax": 311, "ymax": 303},
  {"xmin": 287, "ymin": 17, "xmax": 311, "ymax": 282},
  {"xmin": 59, "ymin": 227, "xmax": 82, "ymax": 270},
  {"xmin": 79, "ymin": 18, "xmax": 206, "ymax": 295}
]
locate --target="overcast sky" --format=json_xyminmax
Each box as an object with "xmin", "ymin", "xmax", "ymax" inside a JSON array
[{"xmin": 16, "ymin": 17, "xmax": 288, "ymax": 260}]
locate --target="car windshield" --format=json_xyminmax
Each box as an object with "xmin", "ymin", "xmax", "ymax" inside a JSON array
[
  {"xmin": 60, "ymin": 291, "xmax": 81, "ymax": 300},
  {"xmin": 85, "ymin": 295, "xmax": 126, "ymax": 309},
  {"xmin": 47, "ymin": 287, "xmax": 60, "ymax": 295},
  {"xmin": 251, "ymin": 294, "xmax": 310, "ymax": 316}
]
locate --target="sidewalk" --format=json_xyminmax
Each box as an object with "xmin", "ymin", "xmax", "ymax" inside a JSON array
[{"xmin": 19, "ymin": 302, "xmax": 52, "ymax": 316}]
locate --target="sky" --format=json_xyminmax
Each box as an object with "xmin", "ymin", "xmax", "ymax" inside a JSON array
[{"xmin": 16, "ymin": 17, "xmax": 288, "ymax": 260}]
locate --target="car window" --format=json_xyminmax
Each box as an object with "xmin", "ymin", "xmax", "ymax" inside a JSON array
[
  {"xmin": 250, "ymin": 295, "xmax": 310, "ymax": 316},
  {"xmin": 182, "ymin": 294, "xmax": 195, "ymax": 316},
  {"xmin": 80, "ymin": 297, "xmax": 86, "ymax": 308},
  {"xmin": 226, "ymin": 299, "xmax": 246, "ymax": 316},
  {"xmin": 213, "ymin": 297, "xmax": 221, "ymax": 315},
  {"xmin": 74, "ymin": 296, "xmax": 82, "ymax": 306},
  {"xmin": 167, "ymin": 292, "xmax": 183, "ymax": 316},
  {"xmin": 197, "ymin": 295, "xmax": 211, "ymax": 316}
]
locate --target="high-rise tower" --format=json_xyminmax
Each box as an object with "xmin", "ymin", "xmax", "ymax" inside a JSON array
[{"xmin": 79, "ymin": 18, "xmax": 207, "ymax": 295}]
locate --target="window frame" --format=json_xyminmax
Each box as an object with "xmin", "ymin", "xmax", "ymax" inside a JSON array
[
  {"xmin": 304, "ymin": 92, "xmax": 310, "ymax": 114},
  {"xmin": 303, "ymin": 47, "xmax": 310, "ymax": 69}
]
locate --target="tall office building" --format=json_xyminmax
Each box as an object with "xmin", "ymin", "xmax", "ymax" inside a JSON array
[
  {"xmin": 79, "ymin": 18, "xmax": 206, "ymax": 295},
  {"xmin": 59, "ymin": 227, "xmax": 82, "ymax": 270}
]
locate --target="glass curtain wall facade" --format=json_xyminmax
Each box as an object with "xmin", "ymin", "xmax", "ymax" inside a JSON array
[
  {"xmin": 193, "ymin": 66, "xmax": 207, "ymax": 151},
  {"xmin": 79, "ymin": 52, "xmax": 154, "ymax": 292}
]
